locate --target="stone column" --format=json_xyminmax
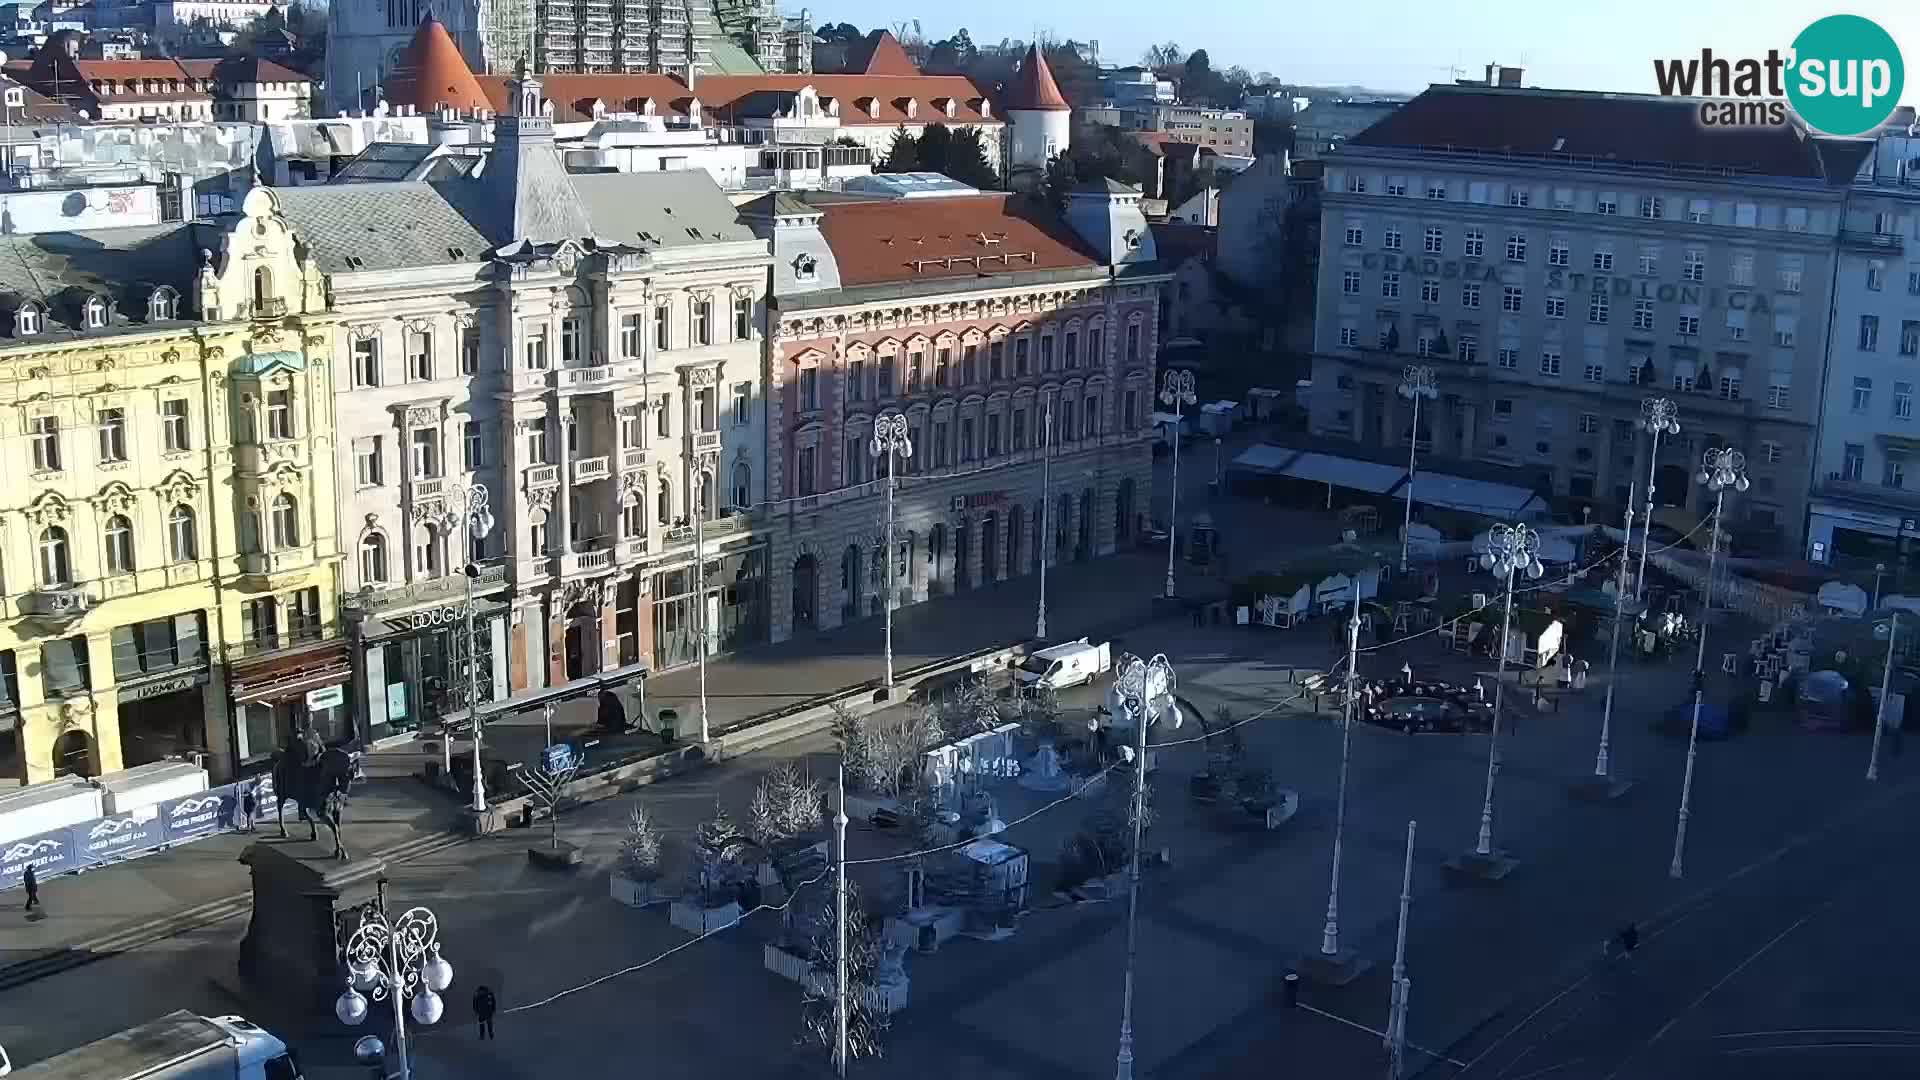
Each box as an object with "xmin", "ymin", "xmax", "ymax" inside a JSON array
[{"xmin": 555, "ymin": 404, "xmax": 574, "ymax": 558}]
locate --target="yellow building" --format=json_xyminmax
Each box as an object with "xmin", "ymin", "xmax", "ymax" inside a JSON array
[{"xmin": 0, "ymin": 187, "xmax": 341, "ymax": 786}]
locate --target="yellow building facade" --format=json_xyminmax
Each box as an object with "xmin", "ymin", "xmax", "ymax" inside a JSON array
[{"xmin": 0, "ymin": 187, "xmax": 341, "ymax": 786}]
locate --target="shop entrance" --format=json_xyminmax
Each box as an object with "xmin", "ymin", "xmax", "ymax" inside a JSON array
[
  {"xmin": 117, "ymin": 684, "xmax": 207, "ymax": 768},
  {"xmin": 565, "ymin": 604, "xmax": 601, "ymax": 681},
  {"xmin": 52, "ymin": 729, "xmax": 96, "ymax": 778}
]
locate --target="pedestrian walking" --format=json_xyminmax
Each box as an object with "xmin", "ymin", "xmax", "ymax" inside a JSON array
[
  {"xmin": 1574, "ymin": 658, "xmax": 1590, "ymax": 692},
  {"xmin": 1557, "ymin": 656, "xmax": 1573, "ymax": 695},
  {"xmin": 239, "ymin": 783, "xmax": 257, "ymax": 833},
  {"xmin": 22, "ymin": 863, "xmax": 38, "ymax": 912},
  {"xmin": 473, "ymin": 985, "xmax": 497, "ymax": 1040}
]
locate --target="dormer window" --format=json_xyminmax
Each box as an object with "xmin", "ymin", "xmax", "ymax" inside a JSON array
[
  {"xmin": 1123, "ymin": 229, "xmax": 1142, "ymax": 252},
  {"xmin": 148, "ymin": 286, "xmax": 177, "ymax": 322},
  {"xmin": 794, "ymin": 254, "xmax": 818, "ymax": 283},
  {"xmin": 82, "ymin": 295, "xmax": 108, "ymax": 329},
  {"xmin": 16, "ymin": 302, "xmax": 41, "ymax": 336},
  {"xmin": 902, "ymin": 98, "xmax": 917, "ymax": 120}
]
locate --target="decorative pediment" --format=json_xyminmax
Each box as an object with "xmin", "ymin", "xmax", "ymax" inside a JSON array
[
  {"xmin": 684, "ymin": 365, "xmax": 718, "ymax": 388},
  {"xmin": 157, "ymin": 469, "xmax": 200, "ymax": 505},
  {"xmin": 842, "ymin": 341, "xmax": 870, "ymax": 361},
  {"xmin": 263, "ymin": 461, "xmax": 303, "ymax": 489},
  {"xmin": 527, "ymin": 486, "xmax": 557, "ymax": 521},
  {"xmin": 93, "ymin": 481, "xmax": 136, "ymax": 515},
  {"xmin": 25, "ymin": 490, "xmax": 70, "ymax": 526}
]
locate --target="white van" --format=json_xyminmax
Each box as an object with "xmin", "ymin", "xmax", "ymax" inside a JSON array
[{"xmin": 1015, "ymin": 639, "xmax": 1112, "ymax": 692}]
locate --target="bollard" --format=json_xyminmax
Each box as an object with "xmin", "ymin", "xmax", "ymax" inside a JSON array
[{"xmin": 1281, "ymin": 970, "xmax": 1300, "ymax": 1008}]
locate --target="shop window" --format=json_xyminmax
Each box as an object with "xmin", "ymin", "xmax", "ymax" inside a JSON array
[{"xmin": 41, "ymin": 636, "xmax": 90, "ymax": 696}]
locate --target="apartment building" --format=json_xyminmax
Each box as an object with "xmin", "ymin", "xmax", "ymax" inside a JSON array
[
  {"xmin": 1312, "ymin": 84, "xmax": 1858, "ymax": 552},
  {"xmin": 750, "ymin": 179, "xmax": 1169, "ymax": 644},
  {"xmin": 0, "ymin": 192, "xmax": 341, "ymax": 786},
  {"xmin": 275, "ymin": 67, "xmax": 770, "ymax": 739},
  {"xmin": 1806, "ymin": 120, "xmax": 1920, "ymax": 574}
]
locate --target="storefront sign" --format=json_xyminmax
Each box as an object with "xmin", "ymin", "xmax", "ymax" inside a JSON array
[
  {"xmin": 75, "ymin": 808, "xmax": 165, "ymax": 865},
  {"xmin": 951, "ymin": 492, "xmax": 1009, "ymax": 512},
  {"xmin": 306, "ymin": 685, "xmax": 346, "ymax": 711},
  {"xmin": 0, "ymin": 827, "xmax": 75, "ymax": 890},
  {"xmin": 1362, "ymin": 252, "xmax": 1510, "ymax": 281},
  {"xmin": 404, "ymin": 603, "xmax": 472, "ymax": 630},
  {"xmin": 116, "ymin": 671, "xmax": 206, "ymax": 704}
]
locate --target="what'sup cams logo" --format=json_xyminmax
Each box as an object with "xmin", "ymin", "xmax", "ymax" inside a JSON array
[{"xmin": 1653, "ymin": 14, "xmax": 1905, "ymax": 136}]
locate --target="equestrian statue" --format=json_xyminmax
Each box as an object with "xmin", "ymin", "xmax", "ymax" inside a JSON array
[{"xmin": 270, "ymin": 728, "xmax": 356, "ymax": 860}]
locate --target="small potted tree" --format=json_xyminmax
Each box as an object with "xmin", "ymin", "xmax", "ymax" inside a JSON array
[
  {"xmin": 609, "ymin": 804, "xmax": 663, "ymax": 907},
  {"xmin": 748, "ymin": 763, "xmax": 826, "ymax": 894},
  {"xmin": 669, "ymin": 805, "xmax": 748, "ymax": 935}
]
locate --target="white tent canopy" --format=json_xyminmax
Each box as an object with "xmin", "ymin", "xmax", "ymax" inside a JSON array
[
  {"xmin": 1281, "ymin": 452, "xmax": 1407, "ymax": 495},
  {"xmin": 1230, "ymin": 445, "xmax": 1298, "ymax": 473},
  {"xmin": 1818, "ymin": 581, "xmax": 1869, "ymax": 616},
  {"xmin": 1408, "ymin": 472, "xmax": 1549, "ymax": 519}
]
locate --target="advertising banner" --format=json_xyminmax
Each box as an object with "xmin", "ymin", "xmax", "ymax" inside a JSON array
[
  {"xmin": 158, "ymin": 784, "xmax": 239, "ymax": 845},
  {"xmin": 73, "ymin": 807, "xmax": 167, "ymax": 868},
  {"xmin": 0, "ymin": 825, "xmax": 78, "ymax": 891}
]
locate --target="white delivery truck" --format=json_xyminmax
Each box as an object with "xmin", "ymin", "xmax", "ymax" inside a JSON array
[
  {"xmin": 13, "ymin": 1012, "xmax": 301, "ymax": 1080},
  {"xmin": 1015, "ymin": 639, "xmax": 1112, "ymax": 692}
]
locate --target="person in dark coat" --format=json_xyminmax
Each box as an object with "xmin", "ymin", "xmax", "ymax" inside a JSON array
[
  {"xmin": 239, "ymin": 783, "xmax": 258, "ymax": 833},
  {"xmin": 472, "ymin": 985, "xmax": 497, "ymax": 1039},
  {"xmin": 595, "ymin": 689, "xmax": 629, "ymax": 734},
  {"xmin": 22, "ymin": 863, "xmax": 38, "ymax": 912}
]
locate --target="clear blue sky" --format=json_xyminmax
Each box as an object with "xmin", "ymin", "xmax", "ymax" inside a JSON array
[{"xmin": 809, "ymin": 0, "xmax": 1920, "ymax": 99}]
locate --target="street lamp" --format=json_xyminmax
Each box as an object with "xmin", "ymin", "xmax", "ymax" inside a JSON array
[
  {"xmin": 334, "ymin": 882, "xmax": 455, "ymax": 1080},
  {"xmin": 1869, "ymin": 614, "xmax": 1899, "ymax": 781},
  {"xmin": 1463, "ymin": 522, "xmax": 1543, "ymax": 875},
  {"xmin": 676, "ymin": 477, "xmax": 713, "ymax": 744},
  {"xmin": 1669, "ymin": 446, "xmax": 1746, "ymax": 880},
  {"xmin": 1037, "ymin": 390, "xmax": 1054, "ymax": 640},
  {"xmin": 429, "ymin": 483, "xmax": 495, "ymax": 814},
  {"xmin": 1397, "ymin": 365, "xmax": 1438, "ymax": 574},
  {"xmin": 1160, "ymin": 369, "xmax": 1197, "ymax": 599},
  {"xmin": 1874, "ymin": 562, "xmax": 1888, "ymax": 610},
  {"xmin": 1575, "ymin": 484, "xmax": 1638, "ymax": 800},
  {"xmin": 1314, "ymin": 579, "xmax": 1364, "ymax": 974},
  {"xmin": 1636, "ymin": 397, "xmax": 1681, "ymax": 602},
  {"xmin": 1112, "ymin": 652, "xmax": 1179, "ymax": 1080},
  {"xmin": 1384, "ymin": 819, "xmax": 1417, "ymax": 1080},
  {"xmin": 870, "ymin": 412, "xmax": 913, "ymax": 689}
]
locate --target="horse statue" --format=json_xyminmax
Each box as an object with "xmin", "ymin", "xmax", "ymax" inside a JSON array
[{"xmin": 269, "ymin": 729, "xmax": 356, "ymax": 860}]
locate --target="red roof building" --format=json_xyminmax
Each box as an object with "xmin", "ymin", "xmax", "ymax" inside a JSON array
[
  {"xmin": 1002, "ymin": 45, "xmax": 1069, "ymax": 112},
  {"xmin": 384, "ymin": 15, "xmax": 492, "ymax": 115}
]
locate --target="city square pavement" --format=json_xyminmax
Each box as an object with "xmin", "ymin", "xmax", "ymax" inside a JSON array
[{"xmin": 8, "ymin": 586, "xmax": 1916, "ymax": 1080}]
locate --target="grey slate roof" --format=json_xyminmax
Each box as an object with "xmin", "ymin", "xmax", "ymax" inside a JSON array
[
  {"xmin": 568, "ymin": 170, "xmax": 757, "ymax": 248},
  {"xmin": 443, "ymin": 122, "xmax": 597, "ymax": 248},
  {"xmin": 737, "ymin": 191, "xmax": 819, "ymax": 219},
  {"xmin": 0, "ymin": 224, "xmax": 199, "ymax": 340},
  {"xmin": 274, "ymin": 182, "xmax": 491, "ymax": 272}
]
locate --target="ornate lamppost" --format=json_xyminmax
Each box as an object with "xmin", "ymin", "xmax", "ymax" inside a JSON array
[
  {"xmin": 870, "ymin": 412, "xmax": 912, "ymax": 689},
  {"xmin": 428, "ymin": 483, "xmax": 495, "ymax": 814},
  {"xmin": 1670, "ymin": 446, "xmax": 1746, "ymax": 879},
  {"xmin": 1112, "ymin": 652, "xmax": 1179, "ymax": 1080},
  {"xmin": 1868, "ymin": 613, "xmax": 1899, "ymax": 782},
  {"xmin": 334, "ymin": 883, "xmax": 455, "ymax": 1080},
  {"xmin": 1397, "ymin": 365, "xmax": 1438, "ymax": 573},
  {"xmin": 1636, "ymin": 397, "xmax": 1681, "ymax": 602},
  {"xmin": 1574, "ymin": 487, "xmax": 1637, "ymax": 801},
  {"xmin": 1453, "ymin": 522, "xmax": 1542, "ymax": 881},
  {"xmin": 1160, "ymin": 369, "xmax": 1197, "ymax": 599}
]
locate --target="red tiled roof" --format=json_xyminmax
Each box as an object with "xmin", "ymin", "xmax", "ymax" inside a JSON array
[
  {"xmin": 842, "ymin": 30, "xmax": 921, "ymax": 77},
  {"xmin": 1003, "ymin": 45, "xmax": 1069, "ymax": 112},
  {"xmin": 386, "ymin": 15, "xmax": 491, "ymax": 114},
  {"xmin": 698, "ymin": 74, "xmax": 997, "ymax": 126},
  {"xmin": 70, "ymin": 59, "xmax": 196, "ymax": 81},
  {"xmin": 814, "ymin": 194, "xmax": 1099, "ymax": 287},
  {"xmin": 1350, "ymin": 84, "xmax": 1828, "ymax": 179},
  {"xmin": 473, "ymin": 72, "xmax": 692, "ymax": 121}
]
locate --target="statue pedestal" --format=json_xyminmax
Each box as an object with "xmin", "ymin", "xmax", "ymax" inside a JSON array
[{"xmin": 236, "ymin": 844, "xmax": 391, "ymax": 1018}]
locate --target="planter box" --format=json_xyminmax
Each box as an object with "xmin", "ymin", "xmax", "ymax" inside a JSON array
[
  {"xmin": 669, "ymin": 898, "xmax": 742, "ymax": 936},
  {"xmin": 527, "ymin": 840, "xmax": 584, "ymax": 871},
  {"xmin": 610, "ymin": 872, "xmax": 664, "ymax": 907},
  {"xmin": 763, "ymin": 943, "xmax": 811, "ymax": 984},
  {"xmin": 801, "ymin": 970, "xmax": 910, "ymax": 1015}
]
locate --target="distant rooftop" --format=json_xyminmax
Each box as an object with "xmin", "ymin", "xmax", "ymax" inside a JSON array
[{"xmin": 839, "ymin": 171, "xmax": 979, "ymax": 199}]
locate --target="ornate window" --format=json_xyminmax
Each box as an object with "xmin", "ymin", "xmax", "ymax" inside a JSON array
[
  {"xmin": 37, "ymin": 525, "xmax": 70, "ymax": 585},
  {"xmin": 16, "ymin": 302, "xmax": 41, "ymax": 336},
  {"xmin": 104, "ymin": 515, "xmax": 134, "ymax": 573},
  {"xmin": 269, "ymin": 494, "xmax": 300, "ymax": 549},
  {"xmin": 83, "ymin": 295, "xmax": 108, "ymax": 329},
  {"xmin": 148, "ymin": 287, "xmax": 177, "ymax": 322},
  {"xmin": 359, "ymin": 531, "xmax": 387, "ymax": 583}
]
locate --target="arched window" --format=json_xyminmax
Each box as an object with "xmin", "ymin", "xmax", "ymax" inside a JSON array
[
  {"xmin": 622, "ymin": 501, "xmax": 644, "ymax": 538},
  {"xmin": 103, "ymin": 514, "xmax": 134, "ymax": 573},
  {"xmin": 359, "ymin": 532, "xmax": 388, "ymax": 583},
  {"xmin": 168, "ymin": 504, "xmax": 197, "ymax": 562},
  {"xmin": 413, "ymin": 523, "xmax": 441, "ymax": 577},
  {"xmin": 252, "ymin": 266, "xmax": 272, "ymax": 310},
  {"xmin": 731, "ymin": 460, "xmax": 751, "ymax": 510},
  {"xmin": 83, "ymin": 295, "xmax": 108, "ymax": 330},
  {"xmin": 37, "ymin": 525, "xmax": 70, "ymax": 585},
  {"xmin": 148, "ymin": 287, "xmax": 176, "ymax": 322},
  {"xmin": 657, "ymin": 478, "xmax": 672, "ymax": 526},
  {"xmin": 698, "ymin": 470, "xmax": 715, "ymax": 519},
  {"xmin": 16, "ymin": 302, "xmax": 41, "ymax": 336},
  {"xmin": 269, "ymin": 494, "xmax": 299, "ymax": 548}
]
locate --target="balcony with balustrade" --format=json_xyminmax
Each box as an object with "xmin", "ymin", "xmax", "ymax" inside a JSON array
[
  {"xmin": 523, "ymin": 463, "xmax": 561, "ymax": 490},
  {"xmin": 572, "ymin": 455, "xmax": 611, "ymax": 484}
]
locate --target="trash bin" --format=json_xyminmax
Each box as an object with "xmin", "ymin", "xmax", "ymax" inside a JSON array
[{"xmin": 1281, "ymin": 971, "xmax": 1300, "ymax": 1008}]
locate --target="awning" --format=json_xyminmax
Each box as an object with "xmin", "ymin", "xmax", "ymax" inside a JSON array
[
  {"xmin": 231, "ymin": 645, "xmax": 352, "ymax": 705},
  {"xmin": 1280, "ymin": 452, "xmax": 1407, "ymax": 495},
  {"xmin": 1229, "ymin": 445, "xmax": 1299, "ymax": 474},
  {"xmin": 1407, "ymin": 472, "xmax": 1548, "ymax": 518}
]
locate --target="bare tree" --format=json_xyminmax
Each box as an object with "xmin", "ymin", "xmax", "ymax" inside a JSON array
[
  {"xmin": 800, "ymin": 878, "xmax": 892, "ymax": 1063},
  {"xmin": 1142, "ymin": 41, "xmax": 1186, "ymax": 68}
]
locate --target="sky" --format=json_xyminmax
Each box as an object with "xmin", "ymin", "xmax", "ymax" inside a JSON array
[{"xmin": 809, "ymin": 0, "xmax": 1920, "ymax": 100}]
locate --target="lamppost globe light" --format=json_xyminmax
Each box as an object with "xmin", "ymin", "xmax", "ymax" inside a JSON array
[
  {"xmin": 410, "ymin": 988, "xmax": 445, "ymax": 1026},
  {"xmin": 352, "ymin": 1036, "xmax": 385, "ymax": 1065},
  {"xmin": 421, "ymin": 944, "xmax": 454, "ymax": 992},
  {"xmin": 335, "ymin": 986, "xmax": 370, "ymax": 1026}
]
